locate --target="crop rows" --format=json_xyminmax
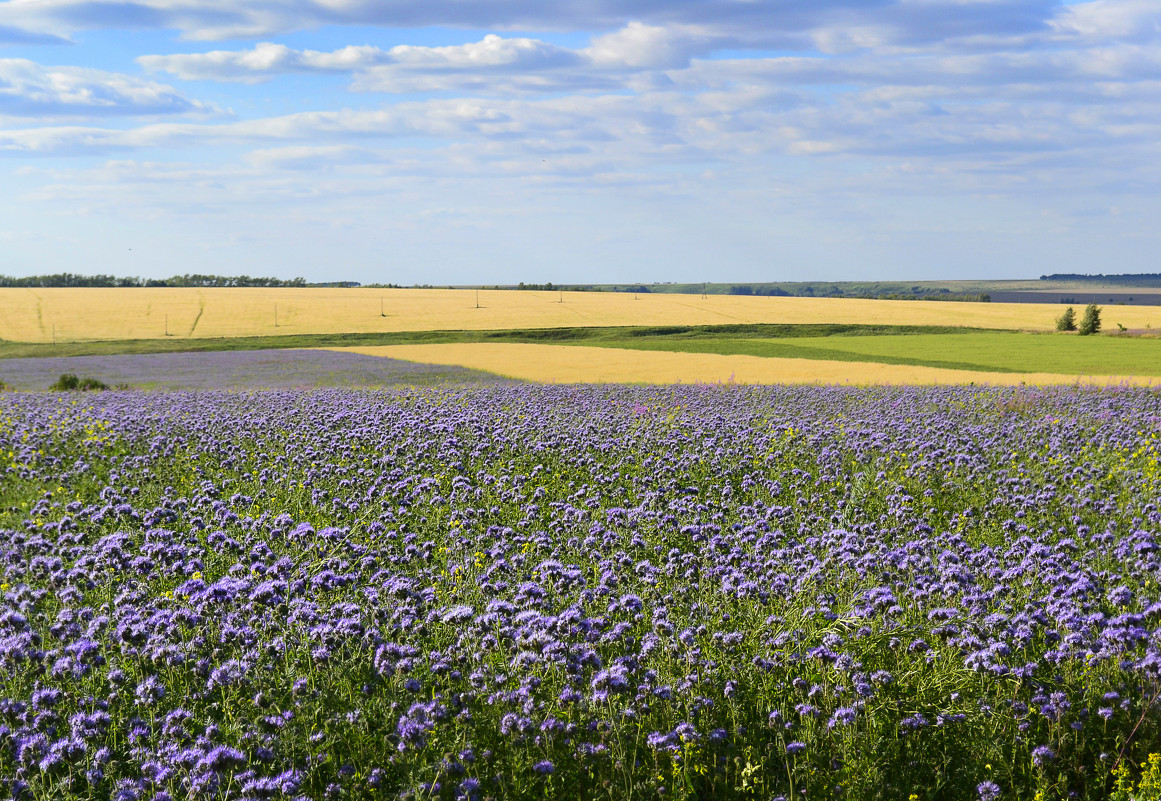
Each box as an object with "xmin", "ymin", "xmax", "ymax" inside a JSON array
[{"xmin": 2, "ymin": 385, "xmax": 1161, "ymax": 800}]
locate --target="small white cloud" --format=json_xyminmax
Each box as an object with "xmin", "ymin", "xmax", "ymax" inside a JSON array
[
  {"xmin": 1050, "ymin": 0, "xmax": 1161, "ymax": 40},
  {"xmin": 810, "ymin": 24, "xmax": 897, "ymax": 54},
  {"xmin": 138, "ymin": 42, "xmax": 394, "ymax": 83},
  {"xmin": 389, "ymin": 34, "xmax": 581, "ymax": 70},
  {"xmin": 584, "ymin": 22, "xmax": 715, "ymax": 69}
]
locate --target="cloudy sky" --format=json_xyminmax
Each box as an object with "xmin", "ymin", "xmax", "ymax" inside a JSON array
[{"xmin": 1, "ymin": 0, "xmax": 1159, "ymax": 284}]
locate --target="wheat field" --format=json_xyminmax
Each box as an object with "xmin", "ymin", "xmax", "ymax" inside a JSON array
[
  {"xmin": 326, "ymin": 344, "xmax": 1158, "ymax": 387},
  {"xmin": 2, "ymin": 287, "xmax": 1158, "ymax": 343}
]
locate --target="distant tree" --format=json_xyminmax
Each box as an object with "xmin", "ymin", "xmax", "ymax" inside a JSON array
[
  {"xmin": 1078, "ymin": 304, "xmax": 1102, "ymax": 336},
  {"xmin": 728, "ymin": 285, "xmax": 753, "ymax": 296},
  {"xmin": 1056, "ymin": 307, "xmax": 1077, "ymax": 331}
]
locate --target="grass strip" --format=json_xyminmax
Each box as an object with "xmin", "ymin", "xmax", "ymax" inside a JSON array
[{"xmin": 0, "ymin": 323, "xmax": 995, "ymax": 360}]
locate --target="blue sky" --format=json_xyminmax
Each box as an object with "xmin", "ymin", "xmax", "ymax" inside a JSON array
[{"xmin": 1, "ymin": 0, "xmax": 1159, "ymax": 285}]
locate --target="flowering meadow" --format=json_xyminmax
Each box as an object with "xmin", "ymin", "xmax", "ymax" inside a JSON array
[
  {"xmin": 2, "ymin": 384, "xmax": 1161, "ymax": 800},
  {"xmin": 0, "ymin": 350, "xmax": 501, "ymax": 391}
]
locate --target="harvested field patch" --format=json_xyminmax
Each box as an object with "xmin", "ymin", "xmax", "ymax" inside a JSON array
[{"xmin": 327, "ymin": 343, "xmax": 1159, "ymax": 386}]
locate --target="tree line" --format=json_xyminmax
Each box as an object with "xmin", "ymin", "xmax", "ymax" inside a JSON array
[
  {"xmin": 1040, "ymin": 273, "xmax": 1161, "ymax": 286},
  {"xmin": 0, "ymin": 273, "xmax": 317, "ymax": 288}
]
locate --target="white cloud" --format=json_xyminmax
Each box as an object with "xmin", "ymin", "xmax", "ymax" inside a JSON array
[
  {"xmin": 0, "ymin": 0, "xmax": 1065, "ymax": 45},
  {"xmin": 1049, "ymin": 0, "xmax": 1161, "ymax": 41},
  {"xmin": 4, "ymin": 63, "xmax": 1160, "ymax": 186},
  {"xmin": 0, "ymin": 58, "xmax": 215, "ymax": 118},
  {"xmin": 138, "ymin": 42, "xmax": 393, "ymax": 82},
  {"xmin": 583, "ymin": 22, "xmax": 715, "ymax": 69},
  {"xmin": 138, "ymin": 27, "xmax": 698, "ymax": 92}
]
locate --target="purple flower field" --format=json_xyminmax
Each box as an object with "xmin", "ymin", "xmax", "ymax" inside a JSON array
[
  {"xmin": 0, "ymin": 350, "xmax": 503, "ymax": 391},
  {"xmin": 2, "ymin": 384, "xmax": 1161, "ymax": 799}
]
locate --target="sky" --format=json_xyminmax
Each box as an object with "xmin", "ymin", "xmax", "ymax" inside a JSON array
[{"xmin": 0, "ymin": 0, "xmax": 1159, "ymax": 285}]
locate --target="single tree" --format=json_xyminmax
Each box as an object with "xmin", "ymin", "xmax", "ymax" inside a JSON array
[
  {"xmin": 1078, "ymin": 304, "xmax": 1102, "ymax": 336},
  {"xmin": 1056, "ymin": 307, "xmax": 1077, "ymax": 331}
]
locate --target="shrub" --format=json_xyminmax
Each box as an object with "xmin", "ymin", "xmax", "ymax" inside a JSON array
[
  {"xmin": 1078, "ymin": 304, "xmax": 1102, "ymax": 336},
  {"xmin": 1056, "ymin": 306, "xmax": 1077, "ymax": 331},
  {"xmin": 50, "ymin": 373, "xmax": 109, "ymax": 391},
  {"xmin": 50, "ymin": 373, "xmax": 79, "ymax": 391}
]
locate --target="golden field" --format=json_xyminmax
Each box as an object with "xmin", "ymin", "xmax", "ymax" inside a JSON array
[
  {"xmin": 327, "ymin": 344, "xmax": 1158, "ymax": 387},
  {"xmin": 3, "ymin": 287, "xmax": 1160, "ymax": 343}
]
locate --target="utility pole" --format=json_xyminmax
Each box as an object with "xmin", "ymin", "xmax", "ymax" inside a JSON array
[
  {"xmin": 164, "ymin": 314, "xmax": 169, "ymax": 336},
  {"xmin": 52, "ymin": 324, "xmax": 56, "ymax": 346},
  {"xmin": 475, "ymin": 289, "xmax": 480, "ymax": 309},
  {"xmin": 380, "ymin": 297, "xmax": 386, "ymax": 317},
  {"xmin": 274, "ymin": 304, "xmax": 278, "ymax": 328}
]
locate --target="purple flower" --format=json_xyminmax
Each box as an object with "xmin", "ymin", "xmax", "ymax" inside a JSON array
[
  {"xmin": 828, "ymin": 706, "xmax": 857, "ymax": 728},
  {"xmin": 978, "ymin": 780, "xmax": 1001, "ymax": 800}
]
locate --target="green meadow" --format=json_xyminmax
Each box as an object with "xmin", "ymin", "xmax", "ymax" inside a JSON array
[{"xmin": 583, "ymin": 331, "xmax": 1161, "ymax": 376}]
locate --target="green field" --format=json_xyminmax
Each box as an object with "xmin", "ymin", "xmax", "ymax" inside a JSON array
[{"xmin": 581, "ymin": 332, "xmax": 1161, "ymax": 376}]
